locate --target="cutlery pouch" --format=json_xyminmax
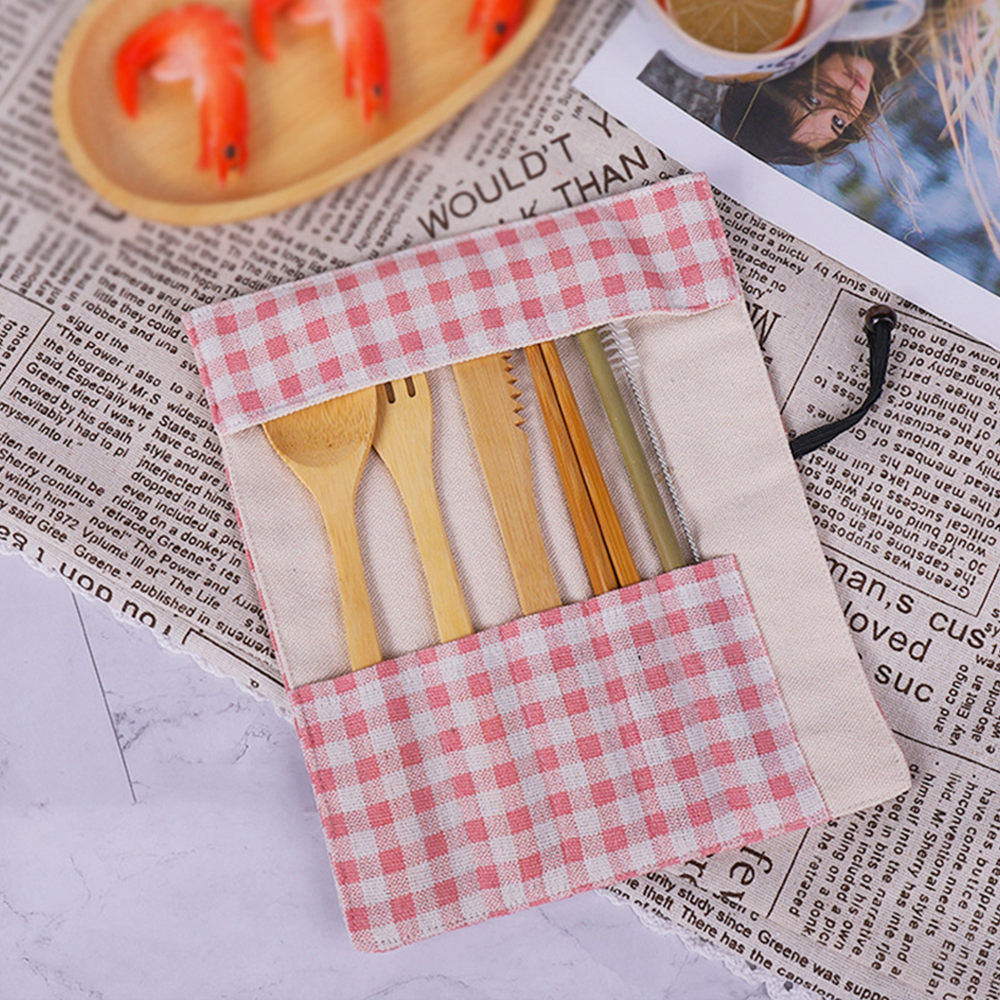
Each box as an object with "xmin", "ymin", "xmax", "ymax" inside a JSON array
[{"xmin": 183, "ymin": 174, "xmax": 909, "ymax": 951}]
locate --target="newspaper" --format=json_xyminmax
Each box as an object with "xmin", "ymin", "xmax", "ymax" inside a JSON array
[{"xmin": 1, "ymin": 1, "xmax": 998, "ymax": 998}]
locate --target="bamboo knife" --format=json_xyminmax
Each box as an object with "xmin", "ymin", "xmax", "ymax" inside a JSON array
[{"xmin": 452, "ymin": 353, "xmax": 562, "ymax": 615}]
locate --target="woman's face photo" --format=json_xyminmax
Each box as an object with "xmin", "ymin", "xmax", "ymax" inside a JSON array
[
  {"xmin": 629, "ymin": 0, "xmax": 1000, "ymax": 302},
  {"xmin": 578, "ymin": 0, "xmax": 1000, "ymax": 336},
  {"xmin": 792, "ymin": 52, "xmax": 876, "ymax": 149}
]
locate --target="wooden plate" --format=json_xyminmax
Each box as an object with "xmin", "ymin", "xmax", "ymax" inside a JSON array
[{"xmin": 53, "ymin": 0, "xmax": 558, "ymax": 226}]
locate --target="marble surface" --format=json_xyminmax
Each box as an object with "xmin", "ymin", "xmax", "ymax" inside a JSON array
[{"xmin": 0, "ymin": 551, "xmax": 773, "ymax": 1000}]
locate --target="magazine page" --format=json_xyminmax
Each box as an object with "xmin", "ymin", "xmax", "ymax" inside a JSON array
[
  {"xmin": 574, "ymin": 5, "xmax": 1000, "ymax": 347},
  {"xmin": 2, "ymin": 1, "xmax": 1000, "ymax": 996}
]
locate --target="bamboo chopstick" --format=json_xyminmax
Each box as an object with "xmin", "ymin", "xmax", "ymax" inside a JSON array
[
  {"xmin": 524, "ymin": 344, "xmax": 618, "ymax": 596},
  {"xmin": 525, "ymin": 340, "xmax": 640, "ymax": 595},
  {"xmin": 537, "ymin": 340, "xmax": 640, "ymax": 589}
]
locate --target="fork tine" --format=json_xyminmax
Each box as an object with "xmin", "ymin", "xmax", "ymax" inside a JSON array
[{"xmin": 380, "ymin": 375, "xmax": 423, "ymax": 404}]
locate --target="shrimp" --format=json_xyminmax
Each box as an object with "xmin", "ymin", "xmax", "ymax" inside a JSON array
[
  {"xmin": 468, "ymin": 0, "xmax": 524, "ymax": 61},
  {"xmin": 116, "ymin": 4, "xmax": 248, "ymax": 183},
  {"xmin": 252, "ymin": 0, "xmax": 390, "ymax": 124}
]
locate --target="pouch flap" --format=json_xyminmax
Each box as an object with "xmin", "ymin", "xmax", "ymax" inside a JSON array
[{"xmin": 183, "ymin": 174, "xmax": 742, "ymax": 435}]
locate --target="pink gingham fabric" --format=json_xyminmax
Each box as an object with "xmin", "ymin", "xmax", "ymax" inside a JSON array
[
  {"xmin": 289, "ymin": 557, "xmax": 828, "ymax": 951},
  {"xmin": 183, "ymin": 174, "xmax": 741, "ymax": 435}
]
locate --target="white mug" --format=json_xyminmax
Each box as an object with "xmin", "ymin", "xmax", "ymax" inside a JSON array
[{"xmin": 634, "ymin": 0, "xmax": 927, "ymax": 83}]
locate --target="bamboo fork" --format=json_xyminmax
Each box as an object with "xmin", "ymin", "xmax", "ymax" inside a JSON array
[{"xmin": 373, "ymin": 373, "xmax": 473, "ymax": 643}]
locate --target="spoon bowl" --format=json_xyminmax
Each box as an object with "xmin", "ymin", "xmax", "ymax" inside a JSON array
[{"xmin": 264, "ymin": 389, "xmax": 382, "ymax": 673}]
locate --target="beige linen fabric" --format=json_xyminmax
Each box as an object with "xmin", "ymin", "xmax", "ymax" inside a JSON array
[
  {"xmin": 630, "ymin": 305, "xmax": 909, "ymax": 816},
  {"xmin": 221, "ymin": 299, "xmax": 909, "ymax": 819}
]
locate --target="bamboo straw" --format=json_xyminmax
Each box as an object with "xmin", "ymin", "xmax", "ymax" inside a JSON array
[{"xmin": 577, "ymin": 326, "xmax": 686, "ymax": 571}]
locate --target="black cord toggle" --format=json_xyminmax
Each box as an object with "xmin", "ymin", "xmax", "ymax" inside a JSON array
[{"xmin": 790, "ymin": 304, "xmax": 897, "ymax": 460}]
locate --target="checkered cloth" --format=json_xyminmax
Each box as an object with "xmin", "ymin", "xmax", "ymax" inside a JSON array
[
  {"xmin": 184, "ymin": 174, "xmax": 741, "ymax": 436},
  {"xmin": 289, "ymin": 557, "xmax": 828, "ymax": 951}
]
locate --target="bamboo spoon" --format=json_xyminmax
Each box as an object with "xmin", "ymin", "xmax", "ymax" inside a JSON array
[
  {"xmin": 373, "ymin": 374, "xmax": 473, "ymax": 643},
  {"xmin": 263, "ymin": 389, "xmax": 382, "ymax": 672}
]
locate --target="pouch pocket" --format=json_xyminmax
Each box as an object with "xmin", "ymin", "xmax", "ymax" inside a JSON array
[{"xmin": 289, "ymin": 556, "xmax": 830, "ymax": 951}]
